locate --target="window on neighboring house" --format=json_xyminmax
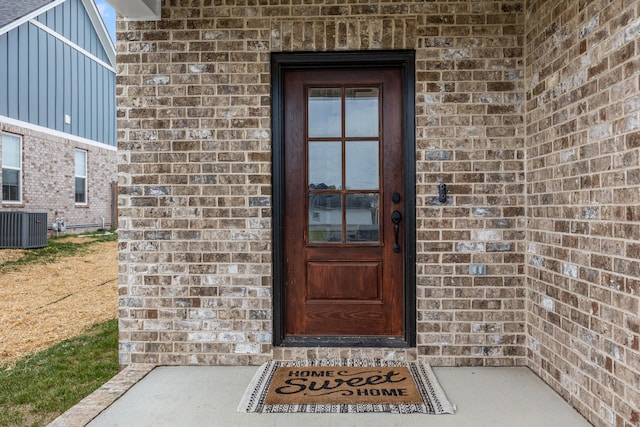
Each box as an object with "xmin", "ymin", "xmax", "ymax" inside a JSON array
[
  {"xmin": 2, "ymin": 133, "xmax": 22, "ymax": 203},
  {"xmin": 75, "ymin": 149, "xmax": 87, "ymax": 204}
]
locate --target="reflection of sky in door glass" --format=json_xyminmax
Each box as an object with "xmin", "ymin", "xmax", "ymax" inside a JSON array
[
  {"xmin": 308, "ymin": 141, "xmax": 342, "ymax": 189},
  {"xmin": 346, "ymin": 141, "xmax": 378, "ymax": 190},
  {"xmin": 346, "ymin": 88, "xmax": 379, "ymax": 137},
  {"xmin": 308, "ymin": 88, "xmax": 342, "ymax": 138}
]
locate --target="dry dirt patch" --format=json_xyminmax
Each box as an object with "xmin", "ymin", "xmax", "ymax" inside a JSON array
[{"xmin": 0, "ymin": 240, "xmax": 118, "ymax": 364}]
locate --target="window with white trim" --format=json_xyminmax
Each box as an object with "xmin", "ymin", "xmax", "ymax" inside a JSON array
[
  {"xmin": 75, "ymin": 149, "xmax": 87, "ymax": 204},
  {"xmin": 2, "ymin": 133, "xmax": 22, "ymax": 203}
]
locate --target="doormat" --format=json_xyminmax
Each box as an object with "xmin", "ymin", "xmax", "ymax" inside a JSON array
[{"xmin": 237, "ymin": 358, "xmax": 455, "ymax": 414}]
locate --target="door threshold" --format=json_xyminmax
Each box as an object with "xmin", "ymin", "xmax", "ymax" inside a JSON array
[{"xmin": 280, "ymin": 336, "xmax": 411, "ymax": 348}]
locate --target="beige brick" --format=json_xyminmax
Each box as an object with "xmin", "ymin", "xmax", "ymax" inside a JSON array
[
  {"xmin": 1, "ymin": 122, "xmax": 116, "ymax": 231},
  {"xmin": 526, "ymin": 0, "xmax": 640, "ymax": 425},
  {"xmin": 115, "ymin": 1, "xmax": 640, "ymax": 425}
]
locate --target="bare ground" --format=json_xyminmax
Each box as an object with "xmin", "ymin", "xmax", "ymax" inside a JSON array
[{"xmin": 0, "ymin": 240, "xmax": 118, "ymax": 364}]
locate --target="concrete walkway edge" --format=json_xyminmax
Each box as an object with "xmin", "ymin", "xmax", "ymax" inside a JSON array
[{"xmin": 48, "ymin": 365, "xmax": 155, "ymax": 427}]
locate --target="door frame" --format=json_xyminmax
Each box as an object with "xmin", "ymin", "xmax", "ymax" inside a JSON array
[{"xmin": 271, "ymin": 50, "xmax": 416, "ymax": 348}]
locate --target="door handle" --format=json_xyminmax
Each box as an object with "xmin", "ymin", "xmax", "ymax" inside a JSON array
[{"xmin": 391, "ymin": 210, "xmax": 402, "ymax": 253}]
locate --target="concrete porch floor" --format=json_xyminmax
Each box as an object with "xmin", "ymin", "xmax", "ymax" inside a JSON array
[{"xmin": 50, "ymin": 365, "xmax": 592, "ymax": 427}]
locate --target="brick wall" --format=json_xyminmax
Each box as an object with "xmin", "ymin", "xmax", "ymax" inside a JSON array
[
  {"xmin": 116, "ymin": 0, "xmax": 526, "ymax": 367},
  {"xmin": 525, "ymin": 0, "xmax": 640, "ymax": 426},
  {"xmin": 114, "ymin": 0, "xmax": 640, "ymax": 424},
  {"xmin": 1, "ymin": 121, "xmax": 117, "ymax": 231},
  {"xmin": 415, "ymin": 2, "xmax": 526, "ymax": 366}
]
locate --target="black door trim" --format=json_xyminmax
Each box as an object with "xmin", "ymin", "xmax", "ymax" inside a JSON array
[{"xmin": 272, "ymin": 50, "xmax": 416, "ymax": 348}]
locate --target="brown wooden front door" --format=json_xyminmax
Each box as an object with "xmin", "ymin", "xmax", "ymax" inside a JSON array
[{"xmin": 283, "ymin": 68, "xmax": 405, "ymax": 340}]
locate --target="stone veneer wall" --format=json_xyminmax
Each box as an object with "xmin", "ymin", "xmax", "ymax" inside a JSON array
[
  {"xmin": 525, "ymin": 0, "xmax": 640, "ymax": 426},
  {"xmin": 116, "ymin": 1, "xmax": 526, "ymax": 366},
  {"xmin": 1, "ymin": 121, "xmax": 117, "ymax": 230}
]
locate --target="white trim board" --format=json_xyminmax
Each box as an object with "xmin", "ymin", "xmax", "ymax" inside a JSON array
[
  {"xmin": 0, "ymin": 0, "xmax": 116, "ymax": 68},
  {"xmin": 0, "ymin": 0, "xmax": 65, "ymax": 37},
  {"xmin": 0, "ymin": 115, "xmax": 117, "ymax": 152},
  {"xmin": 81, "ymin": 0, "xmax": 116, "ymax": 67},
  {"xmin": 29, "ymin": 19, "xmax": 115, "ymax": 72}
]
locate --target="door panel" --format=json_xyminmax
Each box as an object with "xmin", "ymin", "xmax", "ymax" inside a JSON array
[
  {"xmin": 306, "ymin": 262, "xmax": 381, "ymax": 300},
  {"xmin": 284, "ymin": 68, "xmax": 404, "ymax": 338}
]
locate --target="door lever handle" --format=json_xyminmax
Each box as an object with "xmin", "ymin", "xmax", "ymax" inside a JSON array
[{"xmin": 391, "ymin": 210, "xmax": 402, "ymax": 253}]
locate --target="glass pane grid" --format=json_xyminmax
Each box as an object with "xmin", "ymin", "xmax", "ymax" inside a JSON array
[{"xmin": 306, "ymin": 86, "xmax": 381, "ymax": 245}]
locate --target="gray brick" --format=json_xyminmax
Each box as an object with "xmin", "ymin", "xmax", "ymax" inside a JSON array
[{"xmin": 114, "ymin": 3, "xmax": 640, "ymax": 425}]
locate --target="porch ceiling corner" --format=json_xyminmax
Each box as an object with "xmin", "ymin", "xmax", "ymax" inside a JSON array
[{"xmin": 106, "ymin": 0, "xmax": 160, "ymax": 21}]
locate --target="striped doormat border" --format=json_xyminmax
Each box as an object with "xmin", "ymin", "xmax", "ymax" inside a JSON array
[{"xmin": 237, "ymin": 358, "xmax": 455, "ymax": 414}]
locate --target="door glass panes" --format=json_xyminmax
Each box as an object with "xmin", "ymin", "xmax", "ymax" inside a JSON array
[
  {"xmin": 345, "ymin": 88, "xmax": 379, "ymax": 137},
  {"xmin": 308, "ymin": 194, "xmax": 342, "ymax": 243},
  {"xmin": 346, "ymin": 140, "xmax": 379, "ymax": 190},
  {"xmin": 308, "ymin": 141, "xmax": 342, "ymax": 190},
  {"xmin": 306, "ymin": 85, "xmax": 381, "ymax": 244},
  {"xmin": 308, "ymin": 88, "xmax": 342, "ymax": 138},
  {"xmin": 346, "ymin": 194, "xmax": 379, "ymax": 242}
]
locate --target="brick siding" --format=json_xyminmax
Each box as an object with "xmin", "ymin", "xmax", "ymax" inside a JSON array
[
  {"xmin": 1, "ymin": 121, "xmax": 117, "ymax": 231},
  {"xmin": 525, "ymin": 1, "xmax": 640, "ymax": 426},
  {"xmin": 116, "ymin": 1, "xmax": 639, "ymax": 425},
  {"xmin": 117, "ymin": 0, "xmax": 526, "ymax": 366}
]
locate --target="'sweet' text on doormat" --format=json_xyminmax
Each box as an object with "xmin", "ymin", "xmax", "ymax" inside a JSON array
[
  {"xmin": 238, "ymin": 358, "xmax": 456, "ymax": 414},
  {"xmin": 265, "ymin": 366, "xmax": 424, "ymax": 405}
]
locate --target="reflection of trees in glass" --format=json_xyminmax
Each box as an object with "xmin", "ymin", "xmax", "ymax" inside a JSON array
[
  {"xmin": 346, "ymin": 193, "xmax": 378, "ymax": 210},
  {"xmin": 308, "ymin": 191, "xmax": 342, "ymax": 243},
  {"xmin": 308, "ymin": 190, "xmax": 379, "ymax": 243},
  {"xmin": 346, "ymin": 193, "xmax": 379, "ymax": 242},
  {"xmin": 309, "ymin": 183, "xmax": 337, "ymax": 190},
  {"xmin": 308, "ymin": 141, "xmax": 342, "ymax": 189},
  {"xmin": 309, "ymin": 192, "xmax": 341, "ymax": 209}
]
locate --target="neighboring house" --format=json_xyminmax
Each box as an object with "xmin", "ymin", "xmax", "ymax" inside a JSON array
[
  {"xmin": 0, "ymin": 0, "xmax": 117, "ymax": 233},
  {"xmin": 109, "ymin": 1, "xmax": 639, "ymax": 426}
]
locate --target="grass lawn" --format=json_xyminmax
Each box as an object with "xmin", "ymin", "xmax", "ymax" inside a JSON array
[
  {"xmin": 0, "ymin": 231, "xmax": 118, "ymax": 273},
  {"xmin": 0, "ymin": 232, "xmax": 119, "ymax": 425},
  {"xmin": 0, "ymin": 319, "xmax": 119, "ymax": 427}
]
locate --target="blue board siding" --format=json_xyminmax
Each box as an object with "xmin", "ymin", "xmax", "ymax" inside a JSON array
[
  {"xmin": 63, "ymin": 44, "xmax": 71, "ymax": 132},
  {"xmin": 47, "ymin": 34, "xmax": 56, "ymax": 128},
  {"xmin": 18, "ymin": 25, "xmax": 28, "ymax": 121},
  {"xmin": 36, "ymin": 0, "xmax": 109, "ymax": 65},
  {"xmin": 55, "ymin": 38, "xmax": 64, "ymax": 131},
  {"xmin": 7, "ymin": 30, "xmax": 18, "ymax": 118},
  {"xmin": 1, "ymin": 3, "xmax": 115, "ymax": 146},
  {"xmin": 0, "ymin": 33, "xmax": 7, "ymax": 117},
  {"xmin": 38, "ymin": 29, "xmax": 47, "ymax": 124},
  {"xmin": 29, "ymin": 24, "xmax": 39, "ymax": 124}
]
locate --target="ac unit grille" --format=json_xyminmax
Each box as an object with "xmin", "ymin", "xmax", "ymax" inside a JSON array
[{"xmin": 0, "ymin": 212, "xmax": 48, "ymax": 249}]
